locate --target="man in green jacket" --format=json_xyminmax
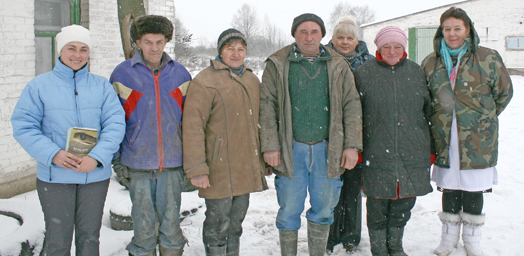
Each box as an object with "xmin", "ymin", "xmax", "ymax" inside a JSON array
[{"xmin": 259, "ymin": 13, "xmax": 362, "ymax": 256}]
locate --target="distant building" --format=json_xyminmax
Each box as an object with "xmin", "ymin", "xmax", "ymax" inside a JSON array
[
  {"xmin": 361, "ymin": 0, "xmax": 524, "ymax": 74},
  {"xmin": 0, "ymin": 0, "xmax": 176, "ymax": 198}
]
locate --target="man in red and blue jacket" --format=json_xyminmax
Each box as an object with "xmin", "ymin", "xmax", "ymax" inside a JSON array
[{"xmin": 109, "ymin": 15, "xmax": 191, "ymax": 256}]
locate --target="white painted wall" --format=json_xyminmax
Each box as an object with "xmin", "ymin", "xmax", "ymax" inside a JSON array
[
  {"xmin": 361, "ymin": 0, "xmax": 524, "ymax": 68},
  {"xmin": 0, "ymin": 0, "xmax": 177, "ymax": 198},
  {"xmin": 0, "ymin": 0, "xmax": 38, "ymax": 198},
  {"xmin": 83, "ymin": 0, "xmax": 125, "ymax": 79},
  {"xmin": 84, "ymin": 0, "xmax": 177, "ymax": 78},
  {"xmin": 145, "ymin": 0, "xmax": 176, "ymax": 57}
]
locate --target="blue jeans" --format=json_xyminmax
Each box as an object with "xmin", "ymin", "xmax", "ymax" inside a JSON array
[
  {"xmin": 126, "ymin": 168, "xmax": 186, "ymax": 255},
  {"xmin": 275, "ymin": 140, "xmax": 343, "ymax": 230}
]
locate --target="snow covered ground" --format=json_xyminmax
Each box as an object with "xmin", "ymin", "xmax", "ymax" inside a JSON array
[{"xmin": 1, "ymin": 76, "xmax": 522, "ymax": 256}]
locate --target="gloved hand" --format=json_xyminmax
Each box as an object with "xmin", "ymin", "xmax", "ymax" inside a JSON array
[{"xmin": 112, "ymin": 158, "xmax": 130, "ymax": 188}]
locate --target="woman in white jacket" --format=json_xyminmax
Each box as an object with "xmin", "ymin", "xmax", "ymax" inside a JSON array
[{"xmin": 11, "ymin": 25, "xmax": 125, "ymax": 255}]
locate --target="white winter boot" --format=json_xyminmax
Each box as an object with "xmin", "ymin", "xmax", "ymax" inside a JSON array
[
  {"xmin": 461, "ymin": 212, "xmax": 485, "ymax": 256},
  {"xmin": 434, "ymin": 212, "xmax": 461, "ymax": 256}
]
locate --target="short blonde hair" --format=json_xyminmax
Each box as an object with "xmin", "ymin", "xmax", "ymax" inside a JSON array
[{"xmin": 332, "ymin": 16, "xmax": 359, "ymax": 40}]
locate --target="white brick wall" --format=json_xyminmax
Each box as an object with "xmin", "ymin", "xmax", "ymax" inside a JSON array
[
  {"xmin": 85, "ymin": 0, "xmax": 125, "ymax": 79},
  {"xmin": 144, "ymin": 0, "xmax": 176, "ymax": 56},
  {"xmin": 83, "ymin": 0, "xmax": 178, "ymax": 78},
  {"xmin": 0, "ymin": 0, "xmax": 38, "ymax": 183},
  {"xmin": 361, "ymin": 0, "xmax": 524, "ymax": 68},
  {"xmin": 0, "ymin": 0, "xmax": 177, "ymax": 197}
]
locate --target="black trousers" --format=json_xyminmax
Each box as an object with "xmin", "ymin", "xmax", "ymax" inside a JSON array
[
  {"xmin": 203, "ymin": 193, "xmax": 250, "ymax": 248},
  {"xmin": 327, "ymin": 168, "xmax": 362, "ymax": 249},
  {"xmin": 37, "ymin": 178, "xmax": 109, "ymax": 256},
  {"xmin": 442, "ymin": 190, "xmax": 483, "ymax": 215},
  {"xmin": 366, "ymin": 197, "xmax": 416, "ymax": 230}
]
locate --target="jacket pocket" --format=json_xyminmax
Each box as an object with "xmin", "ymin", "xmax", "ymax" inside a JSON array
[
  {"xmin": 128, "ymin": 123, "xmax": 140, "ymax": 147},
  {"xmin": 478, "ymin": 113, "xmax": 498, "ymax": 153},
  {"xmin": 210, "ymin": 135, "xmax": 223, "ymax": 163}
]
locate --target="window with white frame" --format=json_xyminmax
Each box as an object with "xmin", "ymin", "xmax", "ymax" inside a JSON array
[
  {"xmin": 35, "ymin": 0, "xmax": 80, "ymax": 76},
  {"xmin": 507, "ymin": 37, "xmax": 524, "ymax": 50}
]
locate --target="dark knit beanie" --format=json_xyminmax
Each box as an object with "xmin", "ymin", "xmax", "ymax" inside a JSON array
[
  {"xmin": 291, "ymin": 13, "xmax": 326, "ymax": 38},
  {"xmin": 130, "ymin": 15, "xmax": 173, "ymax": 42},
  {"xmin": 217, "ymin": 28, "xmax": 247, "ymax": 54}
]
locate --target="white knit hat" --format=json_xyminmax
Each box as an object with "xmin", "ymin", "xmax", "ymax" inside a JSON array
[{"xmin": 55, "ymin": 25, "xmax": 92, "ymax": 54}]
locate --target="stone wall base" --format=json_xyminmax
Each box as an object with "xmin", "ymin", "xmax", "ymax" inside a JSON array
[
  {"xmin": 0, "ymin": 167, "xmax": 36, "ymax": 199},
  {"xmin": 508, "ymin": 68, "xmax": 524, "ymax": 76}
]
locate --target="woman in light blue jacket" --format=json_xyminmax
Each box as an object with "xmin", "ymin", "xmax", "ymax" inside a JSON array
[{"xmin": 11, "ymin": 25, "xmax": 125, "ymax": 255}]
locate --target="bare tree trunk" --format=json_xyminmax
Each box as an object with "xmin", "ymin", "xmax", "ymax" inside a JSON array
[{"xmin": 117, "ymin": 0, "xmax": 146, "ymax": 59}]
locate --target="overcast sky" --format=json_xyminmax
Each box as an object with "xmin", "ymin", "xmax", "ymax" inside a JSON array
[{"xmin": 174, "ymin": 0, "xmax": 465, "ymax": 46}]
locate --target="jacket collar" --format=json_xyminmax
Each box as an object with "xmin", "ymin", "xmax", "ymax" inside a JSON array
[
  {"xmin": 266, "ymin": 44, "xmax": 346, "ymax": 78},
  {"xmin": 52, "ymin": 58, "xmax": 89, "ymax": 80},
  {"xmin": 433, "ymin": 23, "xmax": 480, "ymax": 56},
  {"xmin": 325, "ymin": 40, "xmax": 370, "ymax": 59},
  {"xmin": 210, "ymin": 59, "xmax": 252, "ymax": 74},
  {"xmin": 130, "ymin": 51, "xmax": 174, "ymax": 69},
  {"xmin": 288, "ymin": 44, "xmax": 333, "ymax": 63},
  {"xmin": 375, "ymin": 51, "xmax": 408, "ymax": 67}
]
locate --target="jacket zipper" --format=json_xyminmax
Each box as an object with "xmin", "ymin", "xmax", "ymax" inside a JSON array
[
  {"xmin": 392, "ymin": 66, "xmax": 400, "ymax": 188},
  {"xmin": 73, "ymin": 72, "xmax": 81, "ymax": 126},
  {"xmin": 152, "ymin": 68, "xmax": 165, "ymax": 171},
  {"xmin": 73, "ymin": 72, "xmax": 89, "ymax": 184}
]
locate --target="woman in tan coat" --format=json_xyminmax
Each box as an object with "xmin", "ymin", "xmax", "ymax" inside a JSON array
[{"xmin": 182, "ymin": 28, "xmax": 268, "ymax": 256}]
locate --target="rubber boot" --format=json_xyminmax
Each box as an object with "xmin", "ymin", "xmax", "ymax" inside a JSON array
[
  {"xmin": 387, "ymin": 226, "xmax": 408, "ymax": 256},
  {"xmin": 279, "ymin": 230, "xmax": 298, "ymax": 256},
  {"xmin": 434, "ymin": 212, "xmax": 461, "ymax": 256},
  {"xmin": 461, "ymin": 212, "xmax": 485, "ymax": 256},
  {"xmin": 205, "ymin": 245, "xmax": 227, "ymax": 256},
  {"xmin": 307, "ymin": 221, "xmax": 330, "ymax": 256},
  {"xmin": 226, "ymin": 237, "xmax": 239, "ymax": 256},
  {"xmin": 368, "ymin": 229, "xmax": 388, "ymax": 256},
  {"xmin": 159, "ymin": 245, "xmax": 183, "ymax": 256},
  {"xmin": 129, "ymin": 251, "xmax": 156, "ymax": 256},
  {"xmin": 343, "ymin": 244, "xmax": 357, "ymax": 253}
]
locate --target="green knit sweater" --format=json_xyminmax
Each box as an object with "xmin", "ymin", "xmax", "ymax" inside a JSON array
[{"xmin": 288, "ymin": 49, "xmax": 332, "ymax": 143}]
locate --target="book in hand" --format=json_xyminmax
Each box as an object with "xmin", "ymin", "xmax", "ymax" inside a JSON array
[{"xmin": 65, "ymin": 127, "xmax": 98, "ymax": 157}]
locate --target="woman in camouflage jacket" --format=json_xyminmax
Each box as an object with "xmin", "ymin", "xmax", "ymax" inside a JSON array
[{"xmin": 421, "ymin": 7, "xmax": 513, "ymax": 256}]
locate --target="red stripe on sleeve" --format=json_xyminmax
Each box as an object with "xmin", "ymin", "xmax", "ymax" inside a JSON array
[
  {"xmin": 170, "ymin": 88, "xmax": 184, "ymax": 112},
  {"xmin": 123, "ymin": 90, "xmax": 143, "ymax": 120}
]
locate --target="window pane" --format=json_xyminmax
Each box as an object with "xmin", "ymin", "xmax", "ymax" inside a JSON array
[
  {"xmin": 416, "ymin": 28, "xmax": 437, "ymax": 64},
  {"xmin": 36, "ymin": 37, "xmax": 53, "ymax": 76},
  {"xmin": 507, "ymin": 37, "xmax": 524, "ymax": 49},
  {"xmin": 35, "ymin": 0, "xmax": 70, "ymax": 32}
]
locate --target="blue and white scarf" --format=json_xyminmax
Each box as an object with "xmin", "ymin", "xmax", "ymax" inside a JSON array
[{"xmin": 439, "ymin": 38, "xmax": 469, "ymax": 89}]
